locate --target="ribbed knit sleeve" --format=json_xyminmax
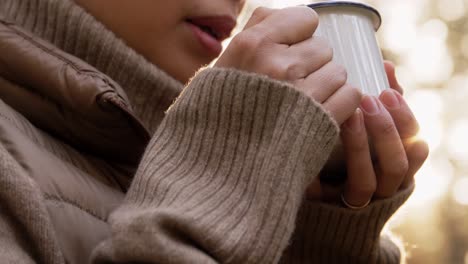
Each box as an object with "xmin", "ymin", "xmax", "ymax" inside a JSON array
[
  {"xmin": 91, "ymin": 68, "xmax": 339, "ymax": 264},
  {"xmin": 279, "ymin": 186, "xmax": 414, "ymax": 264}
]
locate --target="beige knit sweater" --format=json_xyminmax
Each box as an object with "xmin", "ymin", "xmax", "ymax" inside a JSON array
[{"xmin": 0, "ymin": 0, "xmax": 412, "ymax": 263}]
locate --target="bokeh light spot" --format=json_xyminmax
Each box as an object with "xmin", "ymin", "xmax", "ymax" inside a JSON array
[
  {"xmin": 408, "ymin": 157, "xmax": 454, "ymax": 207},
  {"xmin": 437, "ymin": 0, "xmax": 466, "ymax": 21},
  {"xmin": 404, "ymin": 22, "xmax": 453, "ymax": 84},
  {"xmin": 447, "ymin": 120, "xmax": 468, "ymax": 160},
  {"xmin": 421, "ymin": 19, "xmax": 449, "ymax": 40},
  {"xmin": 461, "ymin": 35, "xmax": 468, "ymax": 59},
  {"xmin": 453, "ymin": 176, "xmax": 468, "ymax": 205},
  {"xmin": 407, "ymin": 90, "xmax": 444, "ymax": 150},
  {"xmin": 379, "ymin": 1, "xmax": 422, "ymax": 53}
]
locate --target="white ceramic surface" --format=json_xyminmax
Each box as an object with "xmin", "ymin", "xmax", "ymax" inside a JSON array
[{"xmin": 310, "ymin": 3, "xmax": 389, "ymax": 96}]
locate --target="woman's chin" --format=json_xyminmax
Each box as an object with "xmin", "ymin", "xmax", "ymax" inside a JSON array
[
  {"xmin": 148, "ymin": 48, "xmax": 215, "ymax": 84},
  {"xmin": 175, "ymin": 60, "xmax": 214, "ymax": 84}
]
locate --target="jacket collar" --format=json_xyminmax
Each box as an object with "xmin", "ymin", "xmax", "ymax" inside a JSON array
[
  {"xmin": 0, "ymin": 0, "xmax": 185, "ymax": 164},
  {"xmin": 0, "ymin": 0, "xmax": 184, "ymax": 134},
  {"xmin": 0, "ymin": 20, "xmax": 152, "ymax": 164}
]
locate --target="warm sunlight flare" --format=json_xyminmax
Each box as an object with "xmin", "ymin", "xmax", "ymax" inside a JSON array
[
  {"xmin": 448, "ymin": 120, "xmax": 468, "ymax": 160},
  {"xmin": 437, "ymin": 0, "xmax": 466, "ymax": 21},
  {"xmin": 407, "ymin": 90, "xmax": 444, "ymax": 149},
  {"xmin": 453, "ymin": 176, "xmax": 468, "ymax": 205},
  {"xmin": 409, "ymin": 157, "xmax": 454, "ymax": 207}
]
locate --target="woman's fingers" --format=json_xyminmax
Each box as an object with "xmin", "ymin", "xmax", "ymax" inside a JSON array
[
  {"xmin": 384, "ymin": 61, "xmax": 403, "ymax": 95},
  {"xmin": 380, "ymin": 90, "xmax": 419, "ymax": 139},
  {"xmin": 361, "ymin": 95, "xmax": 408, "ymax": 198},
  {"xmin": 341, "ymin": 109, "xmax": 376, "ymax": 206},
  {"xmin": 296, "ymin": 61, "xmax": 347, "ymax": 103},
  {"xmin": 256, "ymin": 6, "xmax": 318, "ymax": 45},
  {"xmin": 286, "ymin": 36, "xmax": 333, "ymax": 81},
  {"xmin": 379, "ymin": 89, "xmax": 430, "ymax": 188},
  {"xmin": 243, "ymin": 7, "xmax": 275, "ymax": 30},
  {"xmin": 322, "ymin": 84, "xmax": 362, "ymax": 125},
  {"xmin": 402, "ymin": 139, "xmax": 429, "ymax": 187}
]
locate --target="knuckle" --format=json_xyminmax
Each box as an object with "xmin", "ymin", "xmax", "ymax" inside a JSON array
[
  {"xmin": 341, "ymin": 85, "xmax": 362, "ymax": 106},
  {"xmin": 321, "ymin": 43, "xmax": 334, "ymax": 63},
  {"xmin": 348, "ymin": 182, "xmax": 376, "ymax": 198},
  {"xmin": 349, "ymin": 86, "xmax": 363, "ymax": 102},
  {"xmin": 385, "ymin": 158, "xmax": 409, "ymax": 178},
  {"xmin": 410, "ymin": 141, "xmax": 430, "ymax": 164},
  {"xmin": 357, "ymin": 186, "xmax": 376, "ymax": 198},
  {"xmin": 299, "ymin": 6, "xmax": 319, "ymax": 28},
  {"xmin": 379, "ymin": 120, "xmax": 397, "ymax": 136},
  {"xmin": 268, "ymin": 61, "xmax": 288, "ymax": 80},
  {"xmin": 333, "ymin": 64, "xmax": 348, "ymax": 86},
  {"xmin": 285, "ymin": 63, "xmax": 305, "ymax": 80},
  {"xmin": 299, "ymin": 5, "xmax": 318, "ymax": 16},
  {"xmin": 230, "ymin": 33, "xmax": 251, "ymax": 50},
  {"xmin": 312, "ymin": 37, "xmax": 333, "ymax": 62},
  {"xmin": 400, "ymin": 114, "xmax": 419, "ymax": 137},
  {"xmin": 252, "ymin": 7, "xmax": 270, "ymax": 19},
  {"xmin": 285, "ymin": 6, "xmax": 319, "ymax": 34},
  {"xmin": 310, "ymin": 8, "xmax": 319, "ymax": 24},
  {"xmin": 232, "ymin": 30, "xmax": 266, "ymax": 51},
  {"xmin": 347, "ymin": 140, "xmax": 368, "ymax": 153},
  {"xmin": 374, "ymin": 189, "xmax": 392, "ymax": 198}
]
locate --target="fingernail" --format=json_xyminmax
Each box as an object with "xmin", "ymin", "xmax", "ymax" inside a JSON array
[
  {"xmin": 343, "ymin": 109, "xmax": 363, "ymax": 132},
  {"xmin": 360, "ymin": 95, "xmax": 380, "ymax": 115},
  {"xmin": 380, "ymin": 90, "xmax": 400, "ymax": 109}
]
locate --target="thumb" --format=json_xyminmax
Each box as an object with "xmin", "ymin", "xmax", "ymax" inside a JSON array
[
  {"xmin": 384, "ymin": 61, "xmax": 403, "ymax": 95},
  {"xmin": 243, "ymin": 7, "xmax": 275, "ymax": 30}
]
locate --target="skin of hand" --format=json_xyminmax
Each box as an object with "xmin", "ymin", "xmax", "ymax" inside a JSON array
[
  {"xmin": 215, "ymin": 7, "xmax": 363, "ymax": 125},
  {"xmin": 307, "ymin": 61, "xmax": 430, "ymax": 206}
]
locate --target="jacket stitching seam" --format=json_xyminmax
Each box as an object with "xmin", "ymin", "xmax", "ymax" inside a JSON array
[
  {"xmin": 44, "ymin": 194, "xmax": 107, "ymax": 223},
  {"xmin": 0, "ymin": 111, "xmax": 107, "ymax": 223},
  {"xmin": 0, "ymin": 113, "xmax": 113, "ymax": 224},
  {"xmin": 1, "ymin": 21, "xmax": 118, "ymax": 90},
  {"xmin": 0, "ymin": 111, "xmax": 17, "ymax": 126},
  {"xmin": 0, "ymin": 111, "xmax": 129, "ymax": 194},
  {"xmin": 0, "ymin": 112, "xmax": 29, "ymax": 141}
]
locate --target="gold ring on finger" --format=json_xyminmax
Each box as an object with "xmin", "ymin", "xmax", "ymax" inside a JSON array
[{"xmin": 340, "ymin": 193, "xmax": 371, "ymax": 210}]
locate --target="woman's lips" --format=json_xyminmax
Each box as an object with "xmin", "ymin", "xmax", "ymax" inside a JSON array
[
  {"xmin": 186, "ymin": 16, "xmax": 236, "ymax": 56},
  {"xmin": 186, "ymin": 21, "xmax": 223, "ymax": 56}
]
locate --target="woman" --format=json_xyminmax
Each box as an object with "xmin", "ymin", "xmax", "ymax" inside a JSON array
[{"xmin": 0, "ymin": 0, "xmax": 428, "ymax": 263}]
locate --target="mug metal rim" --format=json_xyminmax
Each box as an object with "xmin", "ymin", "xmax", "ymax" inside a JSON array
[{"xmin": 307, "ymin": 1, "xmax": 382, "ymax": 31}]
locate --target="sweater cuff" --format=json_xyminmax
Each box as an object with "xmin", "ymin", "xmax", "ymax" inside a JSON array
[
  {"xmin": 280, "ymin": 185, "xmax": 414, "ymax": 264},
  {"xmin": 94, "ymin": 68, "xmax": 340, "ymax": 263},
  {"xmin": 165, "ymin": 67, "xmax": 340, "ymax": 186}
]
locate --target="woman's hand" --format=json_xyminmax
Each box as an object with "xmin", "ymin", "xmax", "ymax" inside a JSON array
[
  {"xmin": 215, "ymin": 6, "xmax": 362, "ymax": 124},
  {"xmin": 307, "ymin": 62, "xmax": 429, "ymax": 207}
]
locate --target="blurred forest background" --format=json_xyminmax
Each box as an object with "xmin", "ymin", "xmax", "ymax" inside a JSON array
[{"xmin": 229, "ymin": 0, "xmax": 468, "ymax": 263}]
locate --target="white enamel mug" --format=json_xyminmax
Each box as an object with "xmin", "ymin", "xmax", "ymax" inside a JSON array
[
  {"xmin": 308, "ymin": 1, "xmax": 389, "ymax": 96},
  {"xmin": 307, "ymin": 1, "xmax": 388, "ymax": 182}
]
